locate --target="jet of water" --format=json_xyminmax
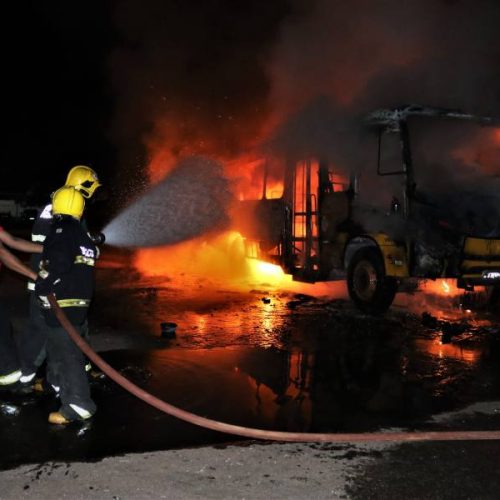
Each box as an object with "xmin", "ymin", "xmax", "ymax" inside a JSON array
[{"xmin": 104, "ymin": 156, "xmax": 232, "ymax": 247}]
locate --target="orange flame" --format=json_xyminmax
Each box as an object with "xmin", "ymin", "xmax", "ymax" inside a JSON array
[
  {"xmin": 451, "ymin": 127, "xmax": 500, "ymax": 177},
  {"xmin": 133, "ymin": 230, "xmax": 345, "ymax": 298},
  {"xmin": 420, "ymin": 279, "xmax": 462, "ymax": 297}
]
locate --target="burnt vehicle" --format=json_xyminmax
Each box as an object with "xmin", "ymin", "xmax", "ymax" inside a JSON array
[{"xmin": 235, "ymin": 105, "xmax": 500, "ymax": 313}]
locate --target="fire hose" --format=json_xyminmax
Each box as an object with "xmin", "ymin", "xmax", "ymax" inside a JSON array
[{"xmin": 48, "ymin": 294, "xmax": 500, "ymax": 443}]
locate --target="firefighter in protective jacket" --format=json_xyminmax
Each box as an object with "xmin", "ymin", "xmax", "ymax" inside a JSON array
[
  {"xmin": 0, "ymin": 229, "xmax": 42, "ymax": 389},
  {"xmin": 18, "ymin": 165, "xmax": 101, "ymax": 388},
  {"xmin": 35, "ymin": 186, "xmax": 98, "ymax": 424}
]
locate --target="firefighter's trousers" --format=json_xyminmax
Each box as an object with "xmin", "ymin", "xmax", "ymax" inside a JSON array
[
  {"xmin": 46, "ymin": 321, "xmax": 96, "ymax": 420},
  {"xmin": 17, "ymin": 293, "xmax": 90, "ymax": 386},
  {"xmin": 17, "ymin": 293, "xmax": 49, "ymax": 379},
  {"xmin": 0, "ymin": 302, "xmax": 21, "ymax": 385}
]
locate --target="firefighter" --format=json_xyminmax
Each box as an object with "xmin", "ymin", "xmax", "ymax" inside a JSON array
[
  {"xmin": 18, "ymin": 165, "xmax": 101, "ymax": 388},
  {"xmin": 35, "ymin": 186, "xmax": 98, "ymax": 424},
  {"xmin": 0, "ymin": 228, "xmax": 42, "ymax": 389}
]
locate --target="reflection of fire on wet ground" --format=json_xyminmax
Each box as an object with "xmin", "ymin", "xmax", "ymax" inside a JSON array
[
  {"xmin": 95, "ymin": 246, "xmax": 500, "ymax": 411},
  {"xmin": 96, "ymin": 244, "xmax": 498, "ymax": 358},
  {"xmin": 96, "ymin": 240, "xmax": 346, "ymax": 349},
  {"xmin": 96, "ymin": 246, "xmax": 499, "ymax": 381}
]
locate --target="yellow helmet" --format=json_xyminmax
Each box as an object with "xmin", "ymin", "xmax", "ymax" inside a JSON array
[
  {"xmin": 65, "ymin": 165, "xmax": 101, "ymax": 198},
  {"xmin": 52, "ymin": 187, "xmax": 85, "ymax": 220}
]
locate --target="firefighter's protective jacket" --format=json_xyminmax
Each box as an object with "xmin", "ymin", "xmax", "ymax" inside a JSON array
[
  {"xmin": 27, "ymin": 203, "xmax": 52, "ymax": 291},
  {"xmin": 35, "ymin": 215, "xmax": 97, "ymax": 327},
  {"xmin": 28, "ymin": 203, "xmax": 89, "ymax": 291}
]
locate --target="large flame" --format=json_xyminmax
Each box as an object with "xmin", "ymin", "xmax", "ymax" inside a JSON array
[{"xmin": 134, "ymin": 230, "xmax": 345, "ymax": 298}]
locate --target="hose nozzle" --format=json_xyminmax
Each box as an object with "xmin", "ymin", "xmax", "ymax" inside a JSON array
[{"xmin": 89, "ymin": 232, "xmax": 106, "ymax": 245}]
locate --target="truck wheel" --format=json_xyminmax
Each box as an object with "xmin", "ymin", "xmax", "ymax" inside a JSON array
[{"xmin": 347, "ymin": 247, "xmax": 398, "ymax": 315}]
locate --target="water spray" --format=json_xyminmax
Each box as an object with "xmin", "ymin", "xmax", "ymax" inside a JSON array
[{"xmin": 103, "ymin": 156, "xmax": 232, "ymax": 248}]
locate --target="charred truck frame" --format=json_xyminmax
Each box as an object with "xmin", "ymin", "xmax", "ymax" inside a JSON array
[{"xmin": 239, "ymin": 105, "xmax": 500, "ymax": 313}]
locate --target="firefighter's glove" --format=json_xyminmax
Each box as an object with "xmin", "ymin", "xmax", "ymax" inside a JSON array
[
  {"xmin": 35, "ymin": 272, "xmax": 60, "ymax": 309},
  {"xmin": 37, "ymin": 295, "xmax": 51, "ymax": 310},
  {"xmin": 34, "ymin": 274, "xmax": 60, "ymax": 296}
]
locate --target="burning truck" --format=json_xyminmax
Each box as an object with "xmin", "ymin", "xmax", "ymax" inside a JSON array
[{"xmin": 234, "ymin": 105, "xmax": 500, "ymax": 313}]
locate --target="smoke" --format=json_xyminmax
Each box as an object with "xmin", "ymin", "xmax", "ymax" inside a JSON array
[
  {"xmin": 103, "ymin": 157, "xmax": 231, "ymax": 247},
  {"xmin": 269, "ymin": 0, "xmax": 500, "ymax": 117},
  {"xmin": 107, "ymin": 1, "xmax": 500, "ymax": 242},
  {"xmin": 109, "ymin": 0, "xmax": 292, "ymax": 185},
  {"xmin": 264, "ymin": 0, "xmax": 500, "ymax": 236},
  {"xmin": 109, "ymin": 1, "xmax": 500, "ymax": 167}
]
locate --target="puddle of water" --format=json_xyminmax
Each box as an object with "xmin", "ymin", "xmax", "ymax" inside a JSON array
[{"xmin": 414, "ymin": 338, "xmax": 481, "ymax": 364}]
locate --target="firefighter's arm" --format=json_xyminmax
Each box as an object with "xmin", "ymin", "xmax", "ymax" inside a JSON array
[
  {"xmin": 0, "ymin": 242, "xmax": 38, "ymax": 281},
  {"xmin": 35, "ymin": 230, "xmax": 74, "ymax": 295},
  {"xmin": 0, "ymin": 229, "xmax": 43, "ymax": 253}
]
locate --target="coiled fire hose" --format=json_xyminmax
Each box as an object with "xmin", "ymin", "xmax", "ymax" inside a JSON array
[{"xmin": 48, "ymin": 294, "xmax": 500, "ymax": 442}]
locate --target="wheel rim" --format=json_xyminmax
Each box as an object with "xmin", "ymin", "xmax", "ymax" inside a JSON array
[{"xmin": 352, "ymin": 259, "xmax": 378, "ymax": 301}]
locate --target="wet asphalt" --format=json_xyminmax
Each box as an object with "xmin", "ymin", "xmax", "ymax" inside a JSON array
[{"xmin": 0, "ymin": 247, "xmax": 499, "ymax": 483}]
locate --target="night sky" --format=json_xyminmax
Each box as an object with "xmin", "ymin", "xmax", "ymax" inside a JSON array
[
  {"xmin": 1, "ymin": 0, "xmax": 291, "ymax": 199},
  {"xmin": 2, "ymin": 2, "xmax": 115, "ymax": 196}
]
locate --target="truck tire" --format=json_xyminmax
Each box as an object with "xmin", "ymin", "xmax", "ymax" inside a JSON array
[{"xmin": 347, "ymin": 247, "xmax": 398, "ymax": 315}]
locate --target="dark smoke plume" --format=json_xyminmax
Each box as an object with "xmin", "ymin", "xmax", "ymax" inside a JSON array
[
  {"xmin": 264, "ymin": 0, "xmax": 500, "ymax": 236},
  {"xmin": 269, "ymin": 0, "xmax": 500, "ymax": 116}
]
